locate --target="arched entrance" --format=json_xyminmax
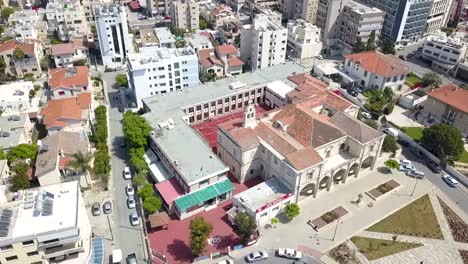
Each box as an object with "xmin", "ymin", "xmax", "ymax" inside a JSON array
[
  {"xmin": 361, "ymin": 156, "xmax": 374, "ymax": 169},
  {"xmin": 333, "ymin": 169, "xmax": 346, "ymax": 183},
  {"xmin": 319, "ymin": 176, "xmax": 331, "ymax": 190},
  {"xmin": 349, "ymin": 163, "xmax": 359, "ymax": 177},
  {"xmin": 300, "ymin": 183, "xmax": 316, "ymax": 197}
]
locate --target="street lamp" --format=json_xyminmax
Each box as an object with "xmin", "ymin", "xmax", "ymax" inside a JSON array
[
  {"xmin": 332, "ymin": 216, "xmax": 341, "ymax": 241},
  {"xmin": 411, "ymin": 178, "xmax": 420, "ymax": 197}
]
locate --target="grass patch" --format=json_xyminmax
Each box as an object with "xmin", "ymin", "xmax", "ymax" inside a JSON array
[
  {"xmin": 401, "ymin": 127, "xmax": 423, "ymax": 142},
  {"xmin": 457, "ymin": 150, "xmax": 468, "ymax": 163},
  {"xmin": 367, "ymin": 194, "xmax": 443, "ymax": 239},
  {"xmin": 351, "ymin": 236, "xmax": 422, "ymax": 260},
  {"xmin": 405, "ymin": 73, "xmax": 423, "ymax": 87}
]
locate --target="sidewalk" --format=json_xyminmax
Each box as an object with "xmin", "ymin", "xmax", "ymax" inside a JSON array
[{"xmin": 228, "ymin": 164, "xmax": 434, "ymax": 260}]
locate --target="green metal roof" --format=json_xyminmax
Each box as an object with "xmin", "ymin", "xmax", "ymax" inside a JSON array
[{"xmin": 175, "ymin": 179, "xmax": 234, "ymax": 212}]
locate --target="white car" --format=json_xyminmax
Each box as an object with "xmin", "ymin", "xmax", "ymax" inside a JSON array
[
  {"xmin": 399, "ymin": 164, "xmax": 415, "ymax": 172},
  {"xmin": 442, "ymin": 174, "xmax": 459, "ymax": 187},
  {"xmin": 245, "ymin": 251, "xmax": 268, "ymax": 262},
  {"xmin": 123, "ymin": 167, "xmax": 132, "ymax": 180},
  {"xmin": 361, "ymin": 112, "xmax": 372, "ymax": 119},
  {"xmin": 406, "ymin": 169, "xmax": 424, "ymax": 179},
  {"xmin": 127, "ymin": 195, "xmax": 136, "ymax": 209},
  {"xmin": 399, "ymin": 159, "xmax": 412, "ymax": 166},
  {"xmin": 130, "ymin": 210, "xmax": 140, "ymax": 226},
  {"xmin": 383, "ymin": 128, "xmax": 399, "ymax": 137},
  {"xmin": 217, "ymin": 260, "xmax": 234, "ymax": 264},
  {"xmin": 126, "ymin": 184, "xmax": 135, "ymax": 196},
  {"xmin": 277, "ymin": 248, "xmax": 302, "ymax": 260}
]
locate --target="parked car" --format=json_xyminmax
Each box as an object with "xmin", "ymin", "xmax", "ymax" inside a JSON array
[
  {"xmin": 316, "ymin": 55, "xmax": 323, "ymax": 60},
  {"xmin": 103, "ymin": 201, "xmax": 112, "ymax": 214},
  {"xmin": 112, "ymin": 249, "xmax": 123, "ymax": 264},
  {"xmin": 92, "ymin": 202, "xmax": 101, "ymax": 216},
  {"xmin": 347, "ymin": 89, "xmax": 358, "ymax": 97},
  {"xmin": 427, "ymin": 161, "xmax": 442, "ymax": 173},
  {"xmin": 217, "ymin": 260, "xmax": 234, "ymax": 264},
  {"xmin": 130, "ymin": 211, "xmax": 140, "ymax": 226},
  {"xmin": 442, "ymin": 174, "xmax": 459, "ymax": 187},
  {"xmin": 399, "ymin": 159, "xmax": 413, "ymax": 166},
  {"xmin": 361, "ymin": 112, "xmax": 372, "ymax": 119},
  {"xmin": 406, "ymin": 169, "xmax": 425, "ymax": 179},
  {"xmin": 277, "ymin": 248, "xmax": 302, "ymax": 260},
  {"xmin": 126, "ymin": 184, "xmax": 135, "ymax": 196},
  {"xmin": 399, "ymin": 164, "xmax": 415, "ymax": 172},
  {"xmin": 127, "ymin": 195, "xmax": 136, "ymax": 209},
  {"xmin": 383, "ymin": 128, "xmax": 399, "ymax": 137},
  {"xmin": 123, "ymin": 167, "xmax": 132, "ymax": 180},
  {"xmin": 353, "ymin": 86, "xmax": 363, "ymax": 93},
  {"xmin": 127, "ymin": 253, "xmax": 138, "ymax": 264},
  {"xmin": 245, "ymin": 251, "xmax": 269, "ymax": 262}
]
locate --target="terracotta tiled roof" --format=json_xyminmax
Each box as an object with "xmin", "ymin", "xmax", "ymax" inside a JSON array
[
  {"xmin": 49, "ymin": 66, "xmax": 89, "ymax": 91},
  {"xmin": 198, "ymin": 49, "xmax": 214, "ymax": 60},
  {"xmin": 218, "ymin": 119, "xmax": 259, "ymax": 150},
  {"xmin": 58, "ymin": 156, "xmax": 72, "ymax": 169},
  {"xmin": 288, "ymin": 73, "xmax": 319, "ymax": 85},
  {"xmin": 254, "ymin": 122, "xmax": 299, "ymax": 156},
  {"xmin": 0, "ymin": 39, "xmax": 35, "ymax": 55},
  {"xmin": 330, "ymin": 112, "xmax": 383, "ymax": 143},
  {"xmin": 51, "ymin": 43, "xmax": 74, "ymax": 56},
  {"xmin": 227, "ymin": 56, "xmax": 244, "ymax": 67},
  {"xmin": 344, "ymin": 51, "xmax": 410, "ymax": 77},
  {"xmin": 216, "ymin": 44, "xmax": 237, "ymax": 55},
  {"xmin": 286, "ymin": 146, "xmax": 322, "ymax": 170},
  {"xmin": 427, "ymin": 84, "xmax": 468, "ymax": 113},
  {"xmin": 71, "ymin": 39, "xmax": 86, "ymax": 49},
  {"xmin": 40, "ymin": 93, "xmax": 91, "ymax": 129}
]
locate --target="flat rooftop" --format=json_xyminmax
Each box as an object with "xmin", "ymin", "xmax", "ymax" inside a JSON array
[
  {"xmin": 234, "ymin": 177, "xmax": 291, "ymax": 212},
  {"xmin": 128, "ymin": 47, "xmax": 196, "ymax": 69},
  {"xmin": 143, "ymin": 62, "xmax": 307, "ymax": 184},
  {"xmin": 346, "ymin": 0, "xmax": 384, "ymax": 15},
  {"xmin": 154, "ymin": 27, "xmax": 176, "ymax": 44},
  {"xmin": 0, "ymin": 114, "xmax": 29, "ymax": 150},
  {"xmin": 266, "ymin": 80, "xmax": 295, "ymax": 99},
  {"xmin": 0, "ymin": 181, "xmax": 79, "ymax": 245},
  {"xmin": 0, "ymin": 81, "xmax": 33, "ymax": 103}
]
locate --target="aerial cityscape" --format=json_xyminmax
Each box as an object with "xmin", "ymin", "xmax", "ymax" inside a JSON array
[{"xmin": 0, "ymin": 0, "xmax": 467, "ymax": 263}]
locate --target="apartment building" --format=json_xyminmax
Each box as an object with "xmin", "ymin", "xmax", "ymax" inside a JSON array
[
  {"xmin": 422, "ymin": 84, "xmax": 468, "ymax": 137},
  {"xmin": 0, "ymin": 181, "xmax": 92, "ymax": 264},
  {"xmin": 147, "ymin": 0, "xmax": 170, "ymax": 16},
  {"xmin": 95, "ymin": 4, "xmax": 131, "ymax": 66},
  {"xmin": 170, "ymin": 0, "xmax": 199, "ymax": 30},
  {"xmin": 200, "ymin": 4, "xmax": 237, "ymax": 29},
  {"xmin": 198, "ymin": 44, "xmax": 244, "ymax": 79},
  {"xmin": 240, "ymin": 14, "xmax": 288, "ymax": 71},
  {"xmin": 426, "ymin": 0, "xmax": 454, "ymax": 34},
  {"xmin": 338, "ymin": 1, "xmax": 385, "ymax": 55},
  {"xmin": 219, "ymin": 22, "xmax": 240, "ymax": 46},
  {"xmin": 421, "ymin": 32, "xmax": 467, "ymax": 73},
  {"xmin": 8, "ymin": 9, "xmax": 48, "ymax": 40},
  {"xmin": 128, "ymin": 47, "xmax": 199, "ymax": 108},
  {"xmin": 81, "ymin": 0, "xmax": 113, "ymax": 22},
  {"xmin": 51, "ymin": 40, "xmax": 89, "ymax": 67},
  {"xmin": 343, "ymin": 51, "xmax": 410, "ymax": 91},
  {"xmin": 142, "ymin": 62, "xmax": 308, "ymax": 219},
  {"xmin": 316, "ymin": 0, "xmax": 349, "ymax": 49},
  {"xmin": 0, "ymin": 39, "xmax": 42, "ymax": 78},
  {"xmin": 359, "ymin": 0, "xmax": 432, "ymax": 46},
  {"xmin": 46, "ymin": 0, "xmax": 89, "ymax": 42},
  {"xmin": 294, "ymin": 0, "xmax": 319, "ymax": 24},
  {"xmin": 287, "ymin": 19, "xmax": 322, "ymax": 60}
]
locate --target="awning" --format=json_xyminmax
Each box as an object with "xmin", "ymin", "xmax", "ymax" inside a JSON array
[
  {"xmin": 155, "ymin": 178, "xmax": 184, "ymax": 206},
  {"xmin": 148, "ymin": 212, "xmax": 170, "ymax": 229},
  {"xmin": 175, "ymin": 179, "xmax": 234, "ymax": 212},
  {"xmin": 129, "ymin": 0, "xmax": 140, "ymax": 9}
]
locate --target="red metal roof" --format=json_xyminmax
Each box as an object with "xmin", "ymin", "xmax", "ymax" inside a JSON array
[{"xmin": 155, "ymin": 178, "xmax": 184, "ymax": 206}]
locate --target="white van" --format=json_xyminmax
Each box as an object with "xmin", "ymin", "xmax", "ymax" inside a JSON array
[
  {"xmin": 112, "ymin": 249, "xmax": 123, "ymax": 264},
  {"xmin": 383, "ymin": 128, "xmax": 399, "ymax": 137}
]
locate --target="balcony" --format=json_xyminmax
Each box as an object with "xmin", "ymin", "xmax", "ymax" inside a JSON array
[{"xmin": 45, "ymin": 244, "xmax": 83, "ymax": 259}]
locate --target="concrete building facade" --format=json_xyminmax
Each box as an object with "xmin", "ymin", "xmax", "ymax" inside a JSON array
[
  {"xmin": 426, "ymin": 0, "xmax": 454, "ymax": 34},
  {"xmin": 421, "ymin": 32, "xmax": 468, "ymax": 73},
  {"xmin": 45, "ymin": 0, "xmax": 89, "ymax": 42},
  {"xmin": 170, "ymin": 0, "xmax": 199, "ymax": 30},
  {"xmin": 287, "ymin": 19, "xmax": 323, "ymax": 60}
]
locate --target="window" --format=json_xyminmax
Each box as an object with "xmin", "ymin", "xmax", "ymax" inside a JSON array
[
  {"xmin": 260, "ymin": 212, "xmax": 267, "ymax": 217},
  {"xmin": 364, "ymin": 70, "xmax": 368, "ymax": 77},
  {"xmin": 1, "ymin": 245, "xmax": 13, "ymax": 251},
  {"xmin": 158, "ymin": 67, "xmax": 164, "ymax": 70},
  {"xmin": 22, "ymin": 240, "xmax": 34, "ymax": 246},
  {"xmin": 5, "ymin": 256, "xmax": 18, "ymax": 261},
  {"xmin": 326, "ymin": 149, "xmax": 331, "ymax": 158},
  {"xmin": 27, "ymin": 251, "xmax": 39, "ymax": 256},
  {"xmin": 369, "ymin": 144, "xmax": 375, "ymax": 152},
  {"xmin": 58, "ymin": 91, "xmax": 65, "ymax": 96}
]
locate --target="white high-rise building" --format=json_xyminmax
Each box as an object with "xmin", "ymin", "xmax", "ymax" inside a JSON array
[
  {"xmin": 170, "ymin": 0, "xmax": 199, "ymax": 30},
  {"xmin": 287, "ymin": 19, "xmax": 322, "ymax": 60},
  {"xmin": 240, "ymin": 14, "xmax": 288, "ymax": 71},
  {"xmin": 95, "ymin": 4, "xmax": 130, "ymax": 66},
  {"xmin": 127, "ymin": 47, "xmax": 200, "ymax": 108},
  {"xmin": 46, "ymin": 0, "xmax": 89, "ymax": 42},
  {"xmin": 426, "ymin": 0, "xmax": 454, "ymax": 34}
]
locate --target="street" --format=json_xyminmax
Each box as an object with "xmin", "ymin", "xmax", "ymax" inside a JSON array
[
  {"xmin": 100, "ymin": 69, "xmax": 147, "ymax": 263},
  {"xmin": 232, "ymin": 250, "xmax": 323, "ymax": 264},
  {"xmin": 399, "ymin": 147, "xmax": 468, "ymax": 214}
]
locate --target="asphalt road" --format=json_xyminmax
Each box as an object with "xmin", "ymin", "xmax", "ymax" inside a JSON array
[
  {"xmin": 399, "ymin": 147, "xmax": 468, "ymax": 214},
  {"xmin": 100, "ymin": 69, "xmax": 148, "ymax": 263},
  {"xmin": 233, "ymin": 250, "xmax": 324, "ymax": 264}
]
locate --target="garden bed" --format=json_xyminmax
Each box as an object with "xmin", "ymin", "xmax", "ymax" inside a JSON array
[
  {"xmin": 351, "ymin": 236, "xmax": 422, "ymax": 260},
  {"xmin": 367, "ymin": 194, "xmax": 443, "ymax": 239},
  {"xmin": 328, "ymin": 243, "xmax": 360, "ymax": 264},
  {"xmin": 438, "ymin": 197, "xmax": 468, "ymax": 243},
  {"xmin": 366, "ymin": 179, "xmax": 400, "ymax": 200},
  {"xmin": 308, "ymin": 206, "xmax": 348, "ymax": 230}
]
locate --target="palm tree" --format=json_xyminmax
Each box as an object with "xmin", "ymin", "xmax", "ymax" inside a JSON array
[{"xmin": 69, "ymin": 152, "xmax": 92, "ymax": 175}]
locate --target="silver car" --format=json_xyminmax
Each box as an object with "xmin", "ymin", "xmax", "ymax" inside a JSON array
[
  {"xmin": 127, "ymin": 195, "xmax": 136, "ymax": 209},
  {"xmin": 245, "ymin": 251, "xmax": 268, "ymax": 263},
  {"xmin": 130, "ymin": 211, "xmax": 140, "ymax": 226},
  {"xmin": 406, "ymin": 169, "xmax": 424, "ymax": 179}
]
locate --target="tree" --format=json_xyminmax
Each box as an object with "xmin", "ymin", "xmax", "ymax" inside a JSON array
[
  {"xmin": 353, "ymin": 37, "xmax": 366, "ymax": 53},
  {"xmin": 366, "ymin": 31, "xmax": 377, "ymax": 51},
  {"xmin": 93, "ymin": 147, "xmax": 111, "ymax": 175},
  {"xmin": 234, "ymin": 212, "xmax": 257, "ymax": 244},
  {"xmin": 91, "ymin": 24, "xmax": 97, "ymax": 35},
  {"xmin": 138, "ymin": 183, "xmax": 154, "ymax": 199},
  {"xmin": 0, "ymin": 25, "xmax": 4, "ymax": 35},
  {"xmin": 142, "ymin": 195, "xmax": 162, "ymax": 214},
  {"xmin": 383, "ymin": 87, "xmax": 394, "ymax": 102},
  {"xmin": 271, "ymin": 217, "xmax": 279, "ymax": 228},
  {"xmin": 40, "ymin": 56, "xmax": 49, "ymax": 71},
  {"xmin": 189, "ymin": 216, "xmax": 213, "ymax": 256},
  {"xmin": 12, "ymin": 48, "xmax": 25, "ymax": 60},
  {"xmin": 73, "ymin": 59, "xmax": 87, "ymax": 66},
  {"xmin": 1, "ymin": 7, "xmax": 15, "ymax": 21},
  {"xmin": 199, "ymin": 16, "xmax": 208, "ymax": 30},
  {"xmin": 6, "ymin": 144, "xmax": 38, "ymax": 162},
  {"xmin": 115, "ymin": 74, "xmax": 128, "ymax": 87},
  {"xmin": 382, "ymin": 39, "xmax": 396, "ymax": 55},
  {"xmin": 93, "ymin": 106, "xmax": 108, "ymax": 144},
  {"xmin": 0, "ymin": 149, "xmax": 4, "ymax": 160},
  {"xmin": 384, "ymin": 102, "xmax": 395, "ymax": 115},
  {"xmin": 422, "ymin": 72, "xmax": 442, "ymax": 88},
  {"xmin": 384, "ymin": 159, "xmax": 399, "ymax": 172},
  {"xmin": 421, "ymin": 124, "xmax": 464, "ymax": 162},
  {"xmin": 123, "ymin": 112, "xmax": 152, "ymax": 150},
  {"xmin": 0, "ymin": 56, "xmax": 6, "ymax": 73},
  {"xmin": 205, "ymin": 71, "xmax": 217, "ymax": 82},
  {"xmin": 382, "ymin": 135, "xmax": 399, "ymax": 153},
  {"xmin": 11, "ymin": 162, "xmax": 30, "ymax": 191},
  {"xmin": 284, "ymin": 203, "xmax": 300, "ymax": 220},
  {"xmin": 133, "ymin": 170, "xmax": 148, "ymax": 188},
  {"xmin": 69, "ymin": 151, "xmax": 92, "ymax": 174},
  {"xmin": 234, "ymin": 35, "xmax": 240, "ymax": 46}
]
